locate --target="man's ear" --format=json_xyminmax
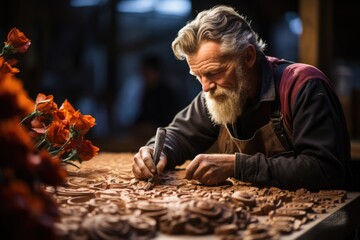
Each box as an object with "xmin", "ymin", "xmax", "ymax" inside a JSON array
[{"xmin": 243, "ymin": 45, "xmax": 257, "ymax": 68}]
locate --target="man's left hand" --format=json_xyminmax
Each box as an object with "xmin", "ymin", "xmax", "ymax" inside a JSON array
[{"xmin": 185, "ymin": 154, "xmax": 235, "ymax": 185}]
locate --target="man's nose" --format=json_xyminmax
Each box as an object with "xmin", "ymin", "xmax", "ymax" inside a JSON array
[{"xmin": 201, "ymin": 77, "xmax": 215, "ymax": 92}]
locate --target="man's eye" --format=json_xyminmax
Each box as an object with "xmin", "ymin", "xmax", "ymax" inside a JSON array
[{"xmin": 207, "ymin": 70, "xmax": 222, "ymax": 77}]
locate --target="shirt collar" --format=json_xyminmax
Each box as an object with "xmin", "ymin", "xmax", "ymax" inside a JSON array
[{"xmin": 257, "ymin": 54, "xmax": 276, "ymax": 103}]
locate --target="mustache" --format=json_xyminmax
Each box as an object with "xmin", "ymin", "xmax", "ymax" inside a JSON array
[{"xmin": 207, "ymin": 87, "xmax": 233, "ymax": 99}]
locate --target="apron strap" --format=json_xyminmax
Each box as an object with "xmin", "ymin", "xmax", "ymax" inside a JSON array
[{"xmin": 271, "ymin": 62, "xmax": 294, "ymax": 152}]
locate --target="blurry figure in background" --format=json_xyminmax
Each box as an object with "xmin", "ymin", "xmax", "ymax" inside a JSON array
[
  {"xmin": 136, "ymin": 55, "xmax": 180, "ymax": 127},
  {"xmin": 117, "ymin": 54, "xmax": 180, "ymax": 139}
]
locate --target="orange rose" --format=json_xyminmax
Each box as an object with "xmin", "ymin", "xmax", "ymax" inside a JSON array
[
  {"xmin": 30, "ymin": 116, "xmax": 47, "ymax": 135},
  {"xmin": 0, "ymin": 61, "xmax": 19, "ymax": 74},
  {"xmin": 0, "ymin": 73, "xmax": 34, "ymax": 119},
  {"xmin": 35, "ymin": 93, "xmax": 58, "ymax": 115},
  {"xmin": 46, "ymin": 121, "xmax": 70, "ymax": 146},
  {"xmin": 71, "ymin": 111, "xmax": 96, "ymax": 137},
  {"xmin": 0, "ymin": 120, "xmax": 33, "ymax": 169},
  {"xmin": 75, "ymin": 139, "xmax": 99, "ymax": 161},
  {"xmin": 5, "ymin": 28, "xmax": 31, "ymax": 53},
  {"xmin": 60, "ymin": 99, "xmax": 76, "ymax": 114},
  {"xmin": 53, "ymin": 108, "xmax": 68, "ymax": 125},
  {"xmin": 28, "ymin": 150, "xmax": 67, "ymax": 186},
  {"xmin": 55, "ymin": 105, "xmax": 79, "ymax": 128}
]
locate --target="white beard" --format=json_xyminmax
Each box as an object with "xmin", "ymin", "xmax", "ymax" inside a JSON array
[{"xmin": 204, "ymin": 65, "xmax": 249, "ymax": 125}]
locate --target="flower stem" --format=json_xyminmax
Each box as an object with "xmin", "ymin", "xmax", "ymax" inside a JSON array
[
  {"xmin": 62, "ymin": 151, "xmax": 77, "ymax": 162},
  {"xmin": 61, "ymin": 150, "xmax": 80, "ymax": 168},
  {"xmin": 19, "ymin": 111, "xmax": 37, "ymax": 125},
  {"xmin": 62, "ymin": 160, "xmax": 79, "ymax": 169},
  {"xmin": 49, "ymin": 136, "xmax": 73, "ymax": 156},
  {"xmin": 35, "ymin": 138, "xmax": 47, "ymax": 149}
]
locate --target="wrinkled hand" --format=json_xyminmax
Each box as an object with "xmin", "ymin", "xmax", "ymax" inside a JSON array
[
  {"xmin": 185, "ymin": 154, "xmax": 235, "ymax": 185},
  {"xmin": 132, "ymin": 146, "xmax": 167, "ymax": 179}
]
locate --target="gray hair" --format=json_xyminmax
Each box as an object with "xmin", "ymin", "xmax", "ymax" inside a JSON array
[{"xmin": 172, "ymin": 5, "xmax": 266, "ymax": 60}]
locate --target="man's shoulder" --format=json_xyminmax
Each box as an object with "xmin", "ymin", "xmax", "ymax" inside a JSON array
[
  {"xmin": 284, "ymin": 63, "xmax": 327, "ymax": 80},
  {"xmin": 281, "ymin": 63, "xmax": 333, "ymax": 96},
  {"xmin": 276, "ymin": 60, "xmax": 335, "ymax": 132}
]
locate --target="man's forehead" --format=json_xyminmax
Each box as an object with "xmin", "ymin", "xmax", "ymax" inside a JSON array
[
  {"xmin": 187, "ymin": 54, "xmax": 233, "ymax": 75},
  {"xmin": 187, "ymin": 57, "xmax": 223, "ymax": 75},
  {"xmin": 187, "ymin": 41, "xmax": 234, "ymax": 64}
]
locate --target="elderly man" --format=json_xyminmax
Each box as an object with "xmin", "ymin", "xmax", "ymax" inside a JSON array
[{"xmin": 132, "ymin": 5, "xmax": 352, "ymax": 191}]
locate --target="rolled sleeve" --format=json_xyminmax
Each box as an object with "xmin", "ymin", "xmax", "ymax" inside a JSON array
[{"xmin": 235, "ymin": 152, "xmax": 255, "ymax": 182}]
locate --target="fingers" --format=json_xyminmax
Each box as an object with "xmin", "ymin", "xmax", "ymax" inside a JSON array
[
  {"xmin": 200, "ymin": 171, "xmax": 216, "ymax": 185},
  {"xmin": 132, "ymin": 162, "xmax": 148, "ymax": 179},
  {"xmin": 142, "ymin": 149, "xmax": 157, "ymax": 175},
  {"xmin": 185, "ymin": 154, "xmax": 226, "ymax": 186},
  {"xmin": 188, "ymin": 159, "xmax": 213, "ymax": 184},
  {"xmin": 133, "ymin": 147, "xmax": 155, "ymax": 179},
  {"xmin": 185, "ymin": 157, "xmax": 200, "ymax": 180},
  {"xmin": 132, "ymin": 146, "xmax": 168, "ymax": 180}
]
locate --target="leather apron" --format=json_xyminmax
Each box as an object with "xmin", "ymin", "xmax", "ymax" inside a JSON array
[
  {"xmin": 217, "ymin": 61, "xmax": 295, "ymax": 157},
  {"xmin": 217, "ymin": 115, "xmax": 292, "ymax": 157}
]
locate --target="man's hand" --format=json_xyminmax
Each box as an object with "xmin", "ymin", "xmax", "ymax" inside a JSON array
[
  {"xmin": 132, "ymin": 146, "xmax": 167, "ymax": 179},
  {"xmin": 185, "ymin": 154, "xmax": 235, "ymax": 185}
]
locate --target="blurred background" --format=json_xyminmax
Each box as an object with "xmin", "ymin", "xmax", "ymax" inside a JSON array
[{"xmin": 1, "ymin": 0, "xmax": 359, "ymax": 155}]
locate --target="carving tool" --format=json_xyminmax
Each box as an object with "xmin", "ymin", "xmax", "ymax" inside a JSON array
[{"xmin": 152, "ymin": 127, "xmax": 167, "ymax": 174}]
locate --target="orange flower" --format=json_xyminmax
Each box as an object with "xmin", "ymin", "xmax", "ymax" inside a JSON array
[
  {"xmin": 0, "ymin": 27, "xmax": 69, "ymax": 240},
  {"xmin": 71, "ymin": 111, "xmax": 96, "ymax": 137},
  {"xmin": 60, "ymin": 99, "xmax": 76, "ymax": 114},
  {"xmin": 28, "ymin": 150, "xmax": 67, "ymax": 186},
  {"xmin": 0, "ymin": 28, "xmax": 30, "ymax": 74},
  {"xmin": 0, "ymin": 73, "xmax": 34, "ymax": 119},
  {"xmin": 75, "ymin": 139, "xmax": 99, "ymax": 161},
  {"xmin": 0, "ymin": 180, "xmax": 59, "ymax": 240},
  {"xmin": 0, "ymin": 60, "xmax": 19, "ymax": 74},
  {"xmin": 46, "ymin": 120, "xmax": 70, "ymax": 146},
  {"xmin": 0, "ymin": 57, "xmax": 5, "ymax": 72},
  {"xmin": 55, "ymin": 104, "xmax": 74, "ymax": 126},
  {"xmin": 1, "ymin": 180, "xmax": 41, "ymax": 214},
  {"xmin": 0, "ymin": 120, "xmax": 33, "ymax": 169},
  {"xmin": 30, "ymin": 116, "xmax": 47, "ymax": 135},
  {"xmin": 5, "ymin": 28, "xmax": 31, "ymax": 53},
  {"xmin": 35, "ymin": 93, "xmax": 58, "ymax": 116}
]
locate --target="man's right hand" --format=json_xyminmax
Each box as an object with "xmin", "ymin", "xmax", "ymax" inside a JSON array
[{"xmin": 132, "ymin": 146, "xmax": 167, "ymax": 179}]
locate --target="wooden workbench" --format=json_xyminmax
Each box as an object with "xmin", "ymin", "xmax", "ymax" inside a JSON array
[{"xmin": 52, "ymin": 152, "xmax": 360, "ymax": 240}]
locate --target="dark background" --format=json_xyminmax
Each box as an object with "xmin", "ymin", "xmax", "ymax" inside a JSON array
[{"xmin": 1, "ymin": 0, "xmax": 359, "ymax": 153}]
